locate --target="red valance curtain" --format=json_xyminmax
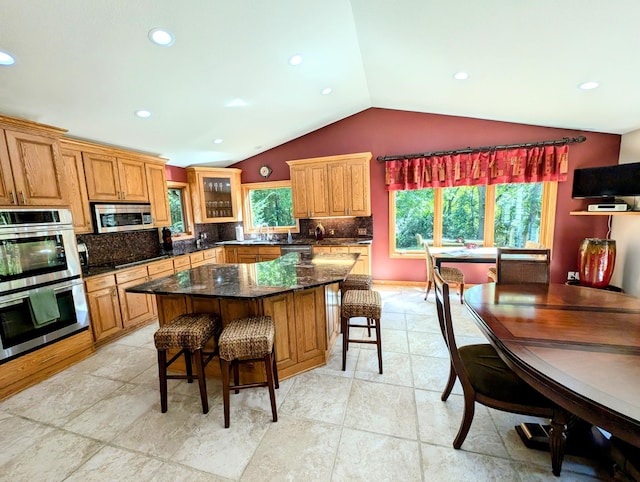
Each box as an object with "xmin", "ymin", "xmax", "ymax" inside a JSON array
[{"xmin": 385, "ymin": 144, "xmax": 569, "ymax": 191}]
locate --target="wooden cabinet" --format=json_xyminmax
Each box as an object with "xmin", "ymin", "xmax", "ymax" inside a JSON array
[
  {"xmin": 287, "ymin": 152, "xmax": 371, "ymax": 218},
  {"xmin": 116, "ymin": 267, "xmax": 154, "ymax": 329},
  {"xmin": 146, "ymin": 162, "xmax": 171, "ymax": 227},
  {"xmin": 61, "ymin": 138, "xmax": 169, "ymax": 231},
  {"xmin": 313, "ymin": 244, "xmax": 371, "ymax": 275},
  {"xmin": 83, "ymin": 152, "xmax": 148, "ymax": 202},
  {"xmin": 0, "ymin": 116, "xmax": 67, "ymax": 207},
  {"xmin": 0, "ymin": 330, "xmax": 94, "ymax": 402},
  {"xmin": 173, "ymin": 255, "xmax": 191, "ymax": 271},
  {"xmin": 289, "ymin": 163, "xmax": 330, "ymax": 218},
  {"xmin": 59, "ymin": 143, "xmax": 93, "ymax": 233},
  {"xmin": 85, "ymin": 274, "xmax": 122, "ymax": 343},
  {"xmin": 186, "ymin": 167, "xmax": 242, "ymax": 223},
  {"xmin": 232, "ymin": 245, "xmax": 282, "ymax": 264},
  {"xmin": 225, "ymin": 246, "xmax": 238, "ymax": 263}
]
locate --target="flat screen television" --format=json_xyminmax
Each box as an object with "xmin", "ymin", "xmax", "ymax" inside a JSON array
[{"xmin": 572, "ymin": 162, "xmax": 640, "ymax": 199}]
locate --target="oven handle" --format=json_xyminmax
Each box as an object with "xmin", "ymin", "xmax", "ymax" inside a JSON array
[{"xmin": 0, "ymin": 278, "xmax": 82, "ymax": 306}]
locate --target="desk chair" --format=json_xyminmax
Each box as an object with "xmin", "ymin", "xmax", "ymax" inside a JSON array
[
  {"xmin": 433, "ymin": 269, "xmax": 568, "ymax": 475},
  {"xmin": 424, "ymin": 242, "xmax": 464, "ymax": 303},
  {"xmin": 496, "ymin": 248, "xmax": 550, "ymax": 284}
]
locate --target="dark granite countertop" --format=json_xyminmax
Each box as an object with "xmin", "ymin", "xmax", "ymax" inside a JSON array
[
  {"xmin": 83, "ymin": 238, "xmax": 372, "ymax": 278},
  {"xmin": 125, "ymin": 252, "xmax": 359, "ymax": 300}
]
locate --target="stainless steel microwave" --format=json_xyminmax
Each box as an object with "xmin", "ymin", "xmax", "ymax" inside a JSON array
[{"xmin": 92, "ymin": 203, "xmax": 154, "ymax": 234}]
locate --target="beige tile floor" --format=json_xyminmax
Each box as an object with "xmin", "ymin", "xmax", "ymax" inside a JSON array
[{"xmin": 0, "ymin": 284, "xmax": 614, "ymax": 481}]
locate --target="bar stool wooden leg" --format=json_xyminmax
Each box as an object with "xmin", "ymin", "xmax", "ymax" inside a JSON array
[
  {"xmin": 220, "ymin": 358, "xmax": 231, "ymax": 428},
  {"xmin": 374, "ymin": 317, "xmax": 383, "ymax": 374},
  {"xmin": 158, "ymin": 350, "xmax": 168, "ymax": 413},
  {"xmin": 184, "ymin": 350, "xmax": 193, "ymax": 383},
  {"xmin": 264, "ymin": 352, "xmax": 278, "ymax": 422},
  {"xmin": 341, "ymin": 313, "xmax": 348, "ymax": 371},
  {"xmin": 193, "ymin": 349, "xmax": 209, "ymax": 414},
  {"xmin": 233, "ymin": 362, "xmax": 240, "ymax": 394}
]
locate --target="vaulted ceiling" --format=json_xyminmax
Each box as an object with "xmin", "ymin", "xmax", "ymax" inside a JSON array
[{"xmin": 1, "ymin": 1, "xmax": 638, "ymax": 167}]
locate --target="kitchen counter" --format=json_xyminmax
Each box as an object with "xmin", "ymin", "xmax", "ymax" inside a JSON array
[
  {"xmin": 216, "ymin": 237, "xmax": 372, "ymax": 246},
  {"xmin": 126, "ymin": 252, "xmax": 358, "ymax": 300}
]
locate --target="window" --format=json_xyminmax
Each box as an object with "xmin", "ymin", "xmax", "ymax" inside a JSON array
[
  {"xmin": 167, "ymin": 181, "xmax": 194, "ymax": 239},
  {"xmin": 241, "ymin": 181, "xmax": 299, "ymax": 234},
  {"xmin": 390, "ymin": 181, "xmax": 556, "ymax": 257}
]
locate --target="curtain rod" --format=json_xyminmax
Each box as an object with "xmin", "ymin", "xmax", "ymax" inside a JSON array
[{"xmin": 376, "ymin": 135, "xmax": 587, "ymax": 162}]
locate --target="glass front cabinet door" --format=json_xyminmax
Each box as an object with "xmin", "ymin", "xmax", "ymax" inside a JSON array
[{"xmin": 187, "ymin": 167, "xmax": 242, "ymax": 223}]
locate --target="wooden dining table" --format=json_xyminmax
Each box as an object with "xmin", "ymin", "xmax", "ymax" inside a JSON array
[{"xmin": 464, "ymin": 282, "xmax": 640, "ymax": 475}]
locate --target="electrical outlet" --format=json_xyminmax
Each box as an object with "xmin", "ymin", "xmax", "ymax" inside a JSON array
[
  {"xmin": 357, "ymin": 228, "xmax": 367, "ymax": 236},
  {"xmin": 567, "ymin": 271, "xmax": 579, "ymax": 281},
  {"xmin": 329, "ymin": 229, "xmax": 335, "ymax": 235},
  {"xmin": 308, "ymin": 229, "xmax": 314, "ymax": 235}
]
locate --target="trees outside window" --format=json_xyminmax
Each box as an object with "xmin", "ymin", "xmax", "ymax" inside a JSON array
[
  {"xmin": 241, "ymin": 181, "xmax": 299, "ymax": 234},
  {"xmin": 390, "ymin": 181, "xmax": 554, "ymax": 256}
]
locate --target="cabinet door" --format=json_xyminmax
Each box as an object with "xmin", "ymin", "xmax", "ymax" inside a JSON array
[
  {"xmin": 328, "ymin": 162, "xmax": 348, "ymax": 216},
  {"xmin": 60, "ymin": 148, "xmax": 92, "ymax": 233},
  {"xmin": 225, "ymin": 247, "xmax": 238, "ymax": 263},
  {"xmin": 4, "ymin": 130, "xmax": 66, "ymax": 206},
  {"xmin": 237, "ymin": 253, "xmax": 259, "ymax": 263},
  {"xmin": 290, "ymin": 166, "xmax": 311, "ymax": 218},
  {"xmin": 118, "ymin": 278, "xmax": 154, "ymax": 329},
  {"xmin": 117, "ymin": 158, "xmax": 148, "ymax": 202},
  {"xmin": 83, "ymin": 152, "xmax": 120, "ymax": 201},
  {"xmin": 0, "ymin": 130, "xmax": 16, "ymax": 205},
  {"xmin": 294, "ymin": 288, "xmax": 326, "ymax": 362},
  {"xmin": 307, "ymin": 164, "xmax": 330, "ymax": 217},
  {"xmin": 262, "ymin": 293, "xmax": 297, "ymax": 371},
  {"xmin": 87, "ymin": 286, "xmax": 123, "ymax": 342},
  {"xmin": 345, "ymin": 159, "xmax": 370, "ymax": 216},
  {"xmin": 146, "ymin": 163, "xmax": 171, "ymax": 226}
]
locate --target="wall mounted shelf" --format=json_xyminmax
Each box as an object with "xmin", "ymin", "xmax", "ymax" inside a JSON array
[{"xmin": 570, "ymin": 211, "xmax": 640, "ymax": 216}]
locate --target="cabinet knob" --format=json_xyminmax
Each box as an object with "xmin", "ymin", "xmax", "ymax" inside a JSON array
[
  {"xmin": 9, "ymin": 191, "xmax": 17, "ymax": 204},
  {"xmin": 112, "ymin": 288, "xmax": 117, "ymax": 297},
  {"xmin": 19, "ymin": 191, "xmax": 26, "ymax": 204}
]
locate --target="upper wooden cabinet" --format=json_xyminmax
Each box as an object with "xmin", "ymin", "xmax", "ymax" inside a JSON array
[
  {"xmin": 59, "ymin": 143, "xmax": 93, "ymax": 233},
  {"xmin": 145, "ymin": 162, "xmax": 171, "ymax": 227},
  {"xmin": 0, "ymin": 116, "xmax": 68, "ymax": 207},
  {"xmin": 83, "ymin": 153, "xmax": 148, "ymax": 202},
  {"xmin": 186, "ymin": 167, "xmax": 242, "ymax": 223},
  {"xmin": 287, "ymin": 152, "xmax": 371, "ymax": 218}
]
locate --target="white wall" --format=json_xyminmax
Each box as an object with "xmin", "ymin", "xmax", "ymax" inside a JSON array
[{"xmin": 610, "ymin": 129, "xmax": 640, "ymax": 297}]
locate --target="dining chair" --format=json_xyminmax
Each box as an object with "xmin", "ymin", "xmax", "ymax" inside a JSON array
[
  {"xmin": 433, "ymin": 269, "xmax": 568, "ymax": 473},
  {"xmin": 424, "ymin": 242, "xmax": 464, "ymax": 303},
  {"xmin": 488, "ymin": 241, "xmax": 545, "ymax": 282},
  {"xmin": 496, "ymin": 247, "xmax": 551, "ymax": 284}
]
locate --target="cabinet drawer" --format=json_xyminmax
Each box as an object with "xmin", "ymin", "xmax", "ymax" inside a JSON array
[
  {"xmin": 259, "ymin": 246, "xmax": 281, "ymax": 255},
  {"xmin": 115, "ymin": 266, "xmax": 149, "ymax": 284},
  {"xmin": 85, "ymin": 273, "xmax": 116, "ymax": 292},
  {"xmin": 147, "ymin": 259, "xmax": 174, "ymax": 275},
  {"xmin": 236, "ymin": 246, "xmax": 258, "ymax": 255},
  {"xmin": 203, "ymin": 248, "xmax": 218, "ymax": 260},
  {"xmin": 330, "ymin": 246, "xmax": 350, "ymax": 253},
  {"xmin": 313, "ymin": 246, "xmax": 332, "ymax": 254},
  {"xmin": 189, "ymin": 251, "xmax": 205, "ymax": 264},
  {"xmin": 349, "ymin": 246, "xmax": 370, "ymax": 255},
  {"xmin": 173, "ymin": 256, "xmax": 190, "ymax": 270}
]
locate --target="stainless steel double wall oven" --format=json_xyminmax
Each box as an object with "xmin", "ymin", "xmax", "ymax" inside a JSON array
[{"xmin": 0, "ymin": 208, "xmax": 88, "ymax": 363}]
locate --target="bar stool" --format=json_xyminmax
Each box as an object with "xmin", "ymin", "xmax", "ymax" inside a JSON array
[
  {"xmin": 218, "ymin": 316, "xmax": 279, "ymax": 428},
  {"xmin": 339, "ymin": 274, "xmax": 373, "ymax": 335},
  {"xmin": 154, "ymin": 313, "xmax": 221, "ymax": 414},
  {"xmin": 341, "ymin": 289, "xmax": 383, "ymax": 374}
]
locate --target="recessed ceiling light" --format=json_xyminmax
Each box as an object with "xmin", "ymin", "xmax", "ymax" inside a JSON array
[
  {"xmin": 213, "ymin": 138, "xmax": 223, "ymax": 144},
  {"xmin": 226, "ymin": 98, "xmax": 249, "ymax": 107},
  {"xmin": 579, "ymin": 81, "xmax": 599, "ymax": 90},
  {"xmin": 148, "ymin": 28, "xmax": 174, "ymax": 47},
  {"xmin": 135, "ymin": 110, "xmax": 151, "ymax": 118},
  {"xmin": 321, "ymin": 87, "xmax": 333, "ymax": 95},
  {"xmin": 453, "ymin": 71, "xmax": 469, "ymax": 80},
  {"xmin": 289, "ymin": 54, "xmax": 303, "ymax": 66},
  {"xmin": 0, "ymin": 50, "xmax": 16, "ymax": 66}
]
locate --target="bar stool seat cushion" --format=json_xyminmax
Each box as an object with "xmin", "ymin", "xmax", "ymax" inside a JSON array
[
  {"xmin": 342, "ymin": 289, "xmax": 381, "ymax": 319},
  {"xmin": 219, "ymin": 316, "xmax": 275, "ymax": 361},
  {"xmin": 154, "ymin": 313, "xmax": 220, "ymax": 351},
  {"xmin": 340, "ymin": 274, "xmax": 373, "ymax": 292}
]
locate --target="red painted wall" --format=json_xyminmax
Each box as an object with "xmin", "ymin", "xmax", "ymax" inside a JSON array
[
  {"xmin": 171, "ymin": 108, "xmax": 621, "ymax": 283},
  {"xmin": 165, "ymin": 165, "xmax": 187, "ymax": 183}
]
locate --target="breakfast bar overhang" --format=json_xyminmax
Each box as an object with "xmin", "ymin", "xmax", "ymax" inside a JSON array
[{"xmin": 126, "ymin": 252, "xmax": 359, "ymax": 379}]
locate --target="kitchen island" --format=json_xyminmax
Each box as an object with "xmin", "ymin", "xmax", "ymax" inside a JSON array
[{"xmin": 126, "ymin": 252, "xmax": 359, "ymax": 379}]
